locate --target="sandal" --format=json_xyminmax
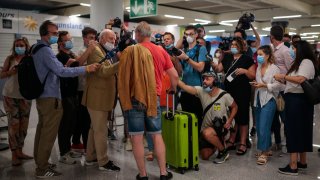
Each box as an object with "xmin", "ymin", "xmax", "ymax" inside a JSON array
[
  {"xmin": 236, "ymin": 144, "xmax": 247, "ymax": 155},
  {"xmin": 255, "ymin": 151, "xmax": 272, "ymax": 158},
  {"xmin": 226, "ymin": 140, "xmax": 236, "ymax": 151},
  {"xmin": 257, "ymin": 154, "xmax": 268, "ymax": 165},
  {"xmin": 145, "ymin": 152, "xmax": 154, "ymax": 161}
]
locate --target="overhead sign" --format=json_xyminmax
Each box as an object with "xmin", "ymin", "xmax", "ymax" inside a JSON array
[{"xmin": 130, "ymin": 0, "xmax": 157, "ymax": 19}]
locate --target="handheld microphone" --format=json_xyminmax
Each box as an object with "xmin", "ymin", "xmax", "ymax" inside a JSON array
[{"xmin": 98, "ymin": 48, "xmax": 118, "ymax": 64}]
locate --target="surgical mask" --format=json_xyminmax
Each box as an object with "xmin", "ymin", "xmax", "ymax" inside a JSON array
[
  {"xmin": 230, "ymin": 47, "xmax": 238, "ymax": 55},
  {"xmin": 165, "ymin": 44, "xmax": 174, "ymax": 50},
  {"xmin": 186, "ymin": 36, "xmax": 194, "ymax": 44},
  {"xmin": 215, "ymin": 52, "xmax": 221, "ymax": 58},
  {"xmin": 203, "ymin": 86, "xmax": 212, "ymax": 93},
  {"xmin": 104, "ymin": 41, "xmax": 114, "ymax": 51},
  {"xmin": 15, "ymin": 47, "xmax": 26, "ymax": 55},
  {"xmin": 64, "ymin": 41, "xmax": 73, "ymax": 50},
  {"xmin": 48, "ymin": 36, "xmax": 58, "ymax": 44},
  {"xmin": 257, "ymin": 55, "xmax": 265, "ymax": 64},
  {"xmin": 289, "ymin": 48, "xmax": 295, "ymax": 60},
  {"xmin": 251, "ymin": 47, "xmax": 257, "ymax": 54}
]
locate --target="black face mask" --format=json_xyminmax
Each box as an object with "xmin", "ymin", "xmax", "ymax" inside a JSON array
[{"xmin": 284, "ymin": 42, "xmax": 291, "ymax": 48}]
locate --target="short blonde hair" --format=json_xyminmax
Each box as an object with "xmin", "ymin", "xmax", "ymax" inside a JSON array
[{"xmin": 135, "ymin": 21, "xmax": 151, "ymax": 37}]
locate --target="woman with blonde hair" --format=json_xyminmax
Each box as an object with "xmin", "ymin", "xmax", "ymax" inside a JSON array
[{"xmin": 0, "ymin": 37, "xmax": 33, "ymax": 166}]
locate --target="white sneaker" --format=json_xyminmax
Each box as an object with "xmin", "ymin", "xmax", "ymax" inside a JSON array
[
  {"xmin": 125, "ymin": 140, "xmax": 132, "ymax": 151},
  {"xmin": 59, "ymin": 152, "xmax": 76, "ymax": 165},
  {"xmin": 69, "ymin": 151, "xmax": 82, "ymax": 158}
]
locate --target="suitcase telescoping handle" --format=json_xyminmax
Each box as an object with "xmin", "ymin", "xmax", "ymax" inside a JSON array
[{"xmin": 166, "ymin": 90, "xmax": 175, "ymax": 119}]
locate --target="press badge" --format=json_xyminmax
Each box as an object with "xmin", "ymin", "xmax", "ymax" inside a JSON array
[
  {"xmin": 226, "ymin": 71, "xmax": 237, "ymax": 82},
  {"xmin": 214, "ymin": 103, "xmax": 221, "ymax": 111}
]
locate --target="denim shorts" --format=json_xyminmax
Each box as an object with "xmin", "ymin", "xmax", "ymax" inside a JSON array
[{"xmin": 124, "ymin": 98, "xmax": 162, "ymax": 135}]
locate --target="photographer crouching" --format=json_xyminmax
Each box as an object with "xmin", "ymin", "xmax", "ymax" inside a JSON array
[{"xmin": 178, "ymin": 71, "xmax": 238, "ymax": 163}]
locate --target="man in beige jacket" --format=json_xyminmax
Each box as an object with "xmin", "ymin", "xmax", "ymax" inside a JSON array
[{"xmin": 82, "ymin": 29, "xmax": 120, "ymax": 171}]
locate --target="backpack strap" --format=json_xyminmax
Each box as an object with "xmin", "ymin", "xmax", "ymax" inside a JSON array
[
  {"xmin": 202, "ymin": 91, "xmax": 227, "ymax": 119},
  {"xmin": 30, "ymin": 43, "xmax": 50, "ymax": 84}
]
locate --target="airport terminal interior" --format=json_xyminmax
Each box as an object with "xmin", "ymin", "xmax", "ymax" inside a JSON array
[{"xmin": 0, "ymin": 0, "xmax": 320, "ymax": 179}]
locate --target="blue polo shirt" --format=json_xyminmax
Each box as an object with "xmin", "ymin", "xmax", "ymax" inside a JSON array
[{"xmin": 180, "ymin": 45, "xmax": 207, "ymax": 86}]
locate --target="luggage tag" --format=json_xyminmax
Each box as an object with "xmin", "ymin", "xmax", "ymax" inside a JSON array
[{"xmin": 226, "ymin": 71, "xmax": 237, "ymax": 82}]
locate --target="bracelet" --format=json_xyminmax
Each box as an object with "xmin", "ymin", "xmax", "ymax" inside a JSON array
[{"xmin": 86, "ymin": 66, "xmax": 90, "ymax": 73}]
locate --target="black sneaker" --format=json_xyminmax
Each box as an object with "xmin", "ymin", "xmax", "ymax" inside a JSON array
[
  {"xmin": 250, "ymin": 127, "xmax": 256, "ymax": 136},
  {"xmin": 160, "ymin": 171, "xmax": 173, "ymax": 180},
  {"xmin": 136, "ymin": 174, "xmax": 148, "ymax": 180},
  {"xmin": 85, "ymin": 159, "xmax": 98, "ymax": 166},
  {"xmin": 213, "ymin": 149, "xmax": 229, "ymax": 164},
  {"xmin": 297, "ymin": 162, "xmax": 307, "ymax": 169},
  {"xmin": 35, "ymin": 168, "xmax": 62, "ymax": 178},
  {"xmin": 278, "ymin": 165, "xmax": 298, "ymax": 176},
  {"xmin": 99, "ymin": 161, "xmax": 120, "ymax": 171}
]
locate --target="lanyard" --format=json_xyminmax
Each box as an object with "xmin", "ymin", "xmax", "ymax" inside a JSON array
[{"xmin": 226, "ymin": 55, "xmax": 241, "ymax": 76}]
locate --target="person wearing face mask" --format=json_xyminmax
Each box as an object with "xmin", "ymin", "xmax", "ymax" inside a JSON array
[
  {"xmin": 81, "ymin": 28, "xmax": 120, "ymax": 172},
  {"xmin": 269, "ymin": 25, "xmax": 293, "ymax": 154},
  {"xmin": 211, "ymin": 49, "xmax": 225, "ymax": 89},
  {"xmin": 0, "ymin": 37, "xmax": 32, "ymax": 166},
  {"xmin": 177, "ymin": 71, "xmax": 237, "ymax": 163},
  {"xmin": 250, "ymin": 45, "xmax": 284, "ymax": 165},
  {"xmin": 175, "ymin": 25, "xmax": 208, "ymax": 135},
  {"xmin": 32, "ymin": 20, "xmax": 100, "ymax": 178},
  {"xmin": 55, "ymin": 31, "xmax": 83, "ymax": 164},
  {"xmin": 213, "ymin": 37, "xmax": 256, "ymax": 155}
]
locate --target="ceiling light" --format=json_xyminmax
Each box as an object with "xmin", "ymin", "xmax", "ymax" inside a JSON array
[
  {"xmin": 166, "ymin": 24, "xmax": 178, "ymax": 27},
  {"xmin": 219, "ymin": 22, "xmax": 233, "ymax": 26},
  {"xmin": 289, "ymin": 32, "xmax": 296, "ymax": 35},
  {"xmin": 307, "ymin": 40, "xmax": 315, "ymax": 43},
  {"xmin": 289, "ymin": 28, "xmax": 296, "ymax": 30},
  {"xmin": 69, "ymin": 14, "xmax": 81, "ymax": 17},
  {"xmin": 220, "ymin": 20, "xmax": 238, "ymax": 23},
  {"xmin": 273, "ymin": 15, "xmax": 301, "ymax": 19},
  {"xmin": 80, "ymin": 3, "xmax": 91, "ymax": 7},
  {"xmin": 314, "ymin": 144, "xmax": 320, "ymax": 148},
  {"xmin": 248, "ymin": 27, "xmax": 258, "ymax": 30},
  {"xmin": 125, "ymin": 7, "xmax": 130, "ymax": 10},
  {"xmin": 195, "ymin": 19, "xmax": 211, "ymax": 23},
  {"xmin": 189, "ymin": 22, "xmax": 208, "ymax": 25},
  {"xmin": 262, "ymin": 27, "xmax": 271, "ymax": 31},
  {"xmin": 209, "ymin": 30, "xmax": 225, "ymax": 33},
  {"xmin": 301, "ymin": 35, "xmax": 318, "ymax": 39},
  {"xmin": 311, "ymin": 24, "xmax": 320, "ymax": 27},
  {"xmin": 164, "ymin": 14, "xmax": 184, "ymax": 19},
  {"xmin": 301, "ymin": 32, "xmax": 320, "ymax": 36}
]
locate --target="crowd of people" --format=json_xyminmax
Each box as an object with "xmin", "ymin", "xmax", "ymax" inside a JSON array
[{"xmin": 1, "ymin": 18, "xmax": 319, "ymax": 179}]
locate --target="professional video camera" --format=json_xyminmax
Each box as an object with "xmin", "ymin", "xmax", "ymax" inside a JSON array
[
  {"xmin": 118, "ymin": 31, "xmax": 136, "ymax": 52},
  {"xmin": 236, "ymin": 13, "xmax": 255, "ymax": 30},
  {"xmin": 218, "ymin": 37, "xmax": 233, "ymax": 51},
  {"xmin": 154, "ymin": 33, "xmax": 163, "ymax": 45},
  {"xmin": 112, "ymin": 17, "xmax": 122, "ymax": 28},
  {"xmin": 171, "ymin": 47, "xmax": 182, "ymax": 56}
]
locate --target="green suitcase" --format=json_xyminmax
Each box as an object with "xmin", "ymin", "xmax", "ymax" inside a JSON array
[{"xmin": 162, "ymin": 94, "xmax": 199, "ymax": 174}]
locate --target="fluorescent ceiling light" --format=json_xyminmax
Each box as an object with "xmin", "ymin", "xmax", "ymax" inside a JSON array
[
  {"xmin": 164, "ymin": 14, "xmax": 184, "ymax": 19},
  {"xmin": 127, "ymin": 10, "xmax": 130, "ymax": 12},
  {"xmin": 248, "ymin": 27, "xmax": 258, "ymax": 30},
  {"xmin": 209, "ymin": 30, "xmax": 225, "ymax": 33},
  {"xmin": 273, "ymin": 15, "xmax": 301, "ymax": 19},
  {"xmin": 289, "ymin": 32, "xmax": 296, "ymax": 35},
  {"xmin": 219, "ymin": 22, "xmax": 233, "ymax": 26},
  {"xmin": 125, "ymin": 7, "xmax": 130, "ymax": 10},
  {"xmin": 220, "ymin": 20, "xmax": 238, "ymax": 23},
  {"xmin": 262, "ymin": 27, "xmax": 271, "ymax": 31},
  {"xmin": 195, "ymin": 19, "xmax": 211, "ymax": 23},
  {"xmin": 307, "ymin": 40, "xmax": 315, "ymax": 43},
  {"xmin": 166, "ymin": 24, "xmax": 178, "ymax": 27},
  {"xmin": 69, "ymin": 14, "xmax": 81, "ymax": 17},
  {"xmin": 301, "ymin": 35, "xmax": 318, "ymax": 39},
  {"xmin": 301, "ymin": 32, "xmax": 320, "ymax": 36},
  {"xmin": 311, "ymin": 24, "xmax": 320, "ymax": 27},
  {"xmin": 80, "ymin": 3, "xmax": 91, "ymax": 7},
  {"xmin": 289, "ymin": 28, "xmax": 296, "ymax": 30},
  {"xmin": 189, "ymin": 22, "xmax": 208, "ymax": 25}
]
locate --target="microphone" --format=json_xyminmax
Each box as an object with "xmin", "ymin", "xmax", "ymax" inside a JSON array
[{"xmin": 98, "ymin": 48, "xmax": 118, "ymax": 64}]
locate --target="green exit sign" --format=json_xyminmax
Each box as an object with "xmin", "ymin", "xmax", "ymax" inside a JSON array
[{"xmin": 130, "ymin": 0, "xmax": 157, "ymax": 19}]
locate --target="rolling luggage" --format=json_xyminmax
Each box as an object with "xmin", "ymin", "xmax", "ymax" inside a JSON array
[{"xmin": 162, "ymin": 93, "xmax": 199, "ymax": 174}]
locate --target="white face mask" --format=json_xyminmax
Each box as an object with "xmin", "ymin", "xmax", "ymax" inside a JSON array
[
  {"xmin": 186, "ymin": 36, "xmax": 194, "ymax": 44},
  {"xmin": 215, "ymin": 53, "xmax": 221, "ymax": 58},
  {"xmin": 104, "ymin": 41, "xmax": 114, "ymax": 51}
]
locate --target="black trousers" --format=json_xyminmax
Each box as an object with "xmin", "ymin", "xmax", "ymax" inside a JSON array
[
  {"xmin": 72, "ymin": 91, "xmax": 91, "ymax": 149},
  {"xmin": 180, "ymin": 92, "xmax": 203, "ymax": 134},
  {"xmin": 58, "ymin": 96, "xmax": 78, "ymax": 156}
]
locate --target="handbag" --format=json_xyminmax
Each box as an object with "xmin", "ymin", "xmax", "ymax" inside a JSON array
[
  {"xmin": 301, "ymin": 75, "xmax": 320, "ymax": 105},
  {"xmin": 276, "ymin": 94, "xmax": 285, "ymax": 112}
]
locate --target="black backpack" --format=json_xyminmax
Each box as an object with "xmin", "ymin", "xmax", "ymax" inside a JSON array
[{"xmin": 18, "ymin": 44, "xmax": 49, "ymax": 100}]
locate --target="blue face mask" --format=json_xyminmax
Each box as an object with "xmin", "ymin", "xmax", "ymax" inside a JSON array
[
  {"xmin": 165, "ymin": 44, "xmax": 174, "ymax": 50},
  {"xmin": 289, "ymin": 48, "xmax": 295, "ymax": 60},
  {"xmin": 15, "ymin": 47, "xmax": 26, "ymax": 55},
  {"xmin": 251, "ymin": 47, "xmax": 257, "ymax": 54},
  {"xmin": 48, "ymin": 36, "xmax": 58, "ymax": 44},
  {"xmin": 64, "ymin": 41, "xmax": 73, "ymax": 50},
  {"xmin": 231, "ymin": 47, "xmax": 238, "ymax": 55},
  {"xmin": 257, "ymin": 55, "xmax": 265, "ymax": 64},
  {"xmin": 203, "ymin": 86, "xmax": 212, "ymax": 93}
]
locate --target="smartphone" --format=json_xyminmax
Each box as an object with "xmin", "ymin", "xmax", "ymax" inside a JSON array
[{"xmin": 249, "ymin": 82, "xmax": 256, "ymax": 85}]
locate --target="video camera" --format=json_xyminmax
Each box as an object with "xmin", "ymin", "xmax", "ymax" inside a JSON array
[
  {"xmin": 154, "ymin": 33, "xmax": 163, "ymax": 45},
  {"xmin": 112, "ymin": 17, "xmax": 122, "ymax": 28},
  {"xmin": 218, "ymin": 37, "xmax": 233, "ymax": 51},
  {"xmin": 118, "ymin": 31, "xmax": 136, "ymax": 52},
  {"xmin": 236, "ymin": 13, "xmax": 255, "ymax": 30}
]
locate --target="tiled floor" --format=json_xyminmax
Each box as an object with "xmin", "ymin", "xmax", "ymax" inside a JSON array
[{"xmin": 0, "ymin": 102, "xmax": 320, "ymax": 180}]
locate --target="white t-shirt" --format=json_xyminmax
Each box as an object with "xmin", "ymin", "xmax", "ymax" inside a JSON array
[
  {"xmin": 195, "ymin": 87, "xmax": 234, "ymax": 131},
  {"xmin": 285, "ymin": 59, "xmax": 315, "ymax": 94}
]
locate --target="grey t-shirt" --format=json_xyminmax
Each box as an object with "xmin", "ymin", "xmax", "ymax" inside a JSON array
[{"xmin": 195, "ymin": 87, "xmax": 234, "ymax": 131}]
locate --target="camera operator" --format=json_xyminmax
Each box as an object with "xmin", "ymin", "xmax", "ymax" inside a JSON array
[
  {"xmin": 195, "ymin": 24, "xmax": 211, "ymax": 53},
  {"xmin": 175, "ymin": 25, "xmax": 208, "ymax": 133},
  {"xmin": 163, "ymin": 32, "xmax": 183, "ymax": 76},
  {"xmin": 177, "ymin": 71, "xmax": 238, "ymax": 163}
]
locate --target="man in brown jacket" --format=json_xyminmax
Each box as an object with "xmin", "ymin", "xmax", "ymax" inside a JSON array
[{"xmin": 82, "ymin": 29, "xmax": 120, "ymax": 171}]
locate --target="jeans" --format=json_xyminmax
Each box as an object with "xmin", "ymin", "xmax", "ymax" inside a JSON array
[{"xmin": 256, "ymin": 95, "xmax": 277, "ymax": 151}]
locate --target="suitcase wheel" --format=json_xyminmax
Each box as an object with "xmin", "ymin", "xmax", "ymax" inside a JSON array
[
  {"xmin": 195, "ymin": 165, "xmax": 199, "ymax": 171},
  {"xmin": 178, "ymin": 167, "xmax": 185, "ymax": 174}
]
